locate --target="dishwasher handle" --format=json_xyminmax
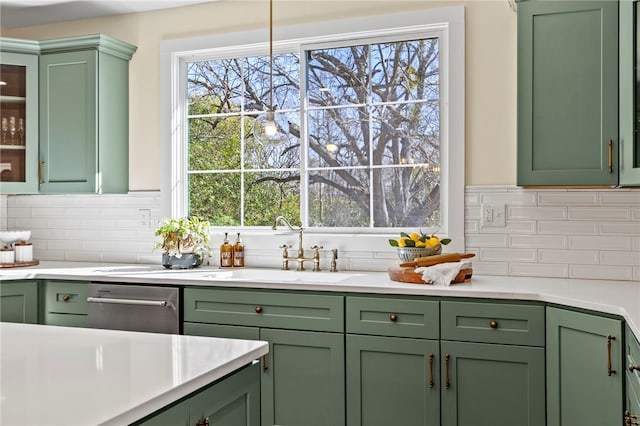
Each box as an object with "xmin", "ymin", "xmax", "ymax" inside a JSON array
[{"xmin": 86, "ymin": 297, "xmax": 168, "ymax": 307}]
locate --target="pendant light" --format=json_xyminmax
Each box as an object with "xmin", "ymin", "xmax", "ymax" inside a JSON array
[{"xmin": 252, "ymin": 0, "xmax": 289, "ymax": 145}]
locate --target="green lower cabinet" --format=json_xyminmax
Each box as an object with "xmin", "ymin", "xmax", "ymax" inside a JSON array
[
  {"xmin": 191, "ymin": 362, "xmax": 260, "ymax": 426},
  {"xmin": 440, "ymin": 341, "xmax": 545, "ymax": 426},
  {"xmin": 260, "ymin": 328, "xmax": 345, "ymax": 426},
  {"xmin": 546, "ymin": 307, "xmax": 623, "ymax": 426},
  {"xmin": 183, "ymin": 323, "xmax": 345, "ymax": 426},
  {"xmin": 346, "ymin": 334, "xmax": 440, "ymax": 426},
  {"xmin": 0, "ymin": 280, "xmax": 38, "ymax": 323},
  {"xmin": 135, "ymin": 363, "xmax": 260, "ymax": 426}
]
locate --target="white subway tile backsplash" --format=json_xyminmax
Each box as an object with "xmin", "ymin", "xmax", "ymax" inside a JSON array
[
  {"xmin": 471, "ymin": 261, "xmax": 508, "ymax": 276},
  {"xmin": 510, "ymin": 235, "xmax": 567, "ymax": 249},
  {"xmin": 600, "ymin": 222, "xmax": 640, "ymax": 235},
  {"xmin": 569, "ymin": 264, "xmax": 634, "ymax": 281},
  {"xmin": 569, "ymin": 207, "xmax": 631, "ymax": 221},
  {"xmin": 538, "ymin": 191, "xmax": 598, "ymax": 206},
  {"xmin": 539, "ymin": 249, "xmax": 599, "ymax": 265},
  {"xmin": 599, "ymin": 192, "xmax": 640, "ymax": 205},
  {"xmin": 600, "ymin": 251, "xmax": 640, "ymax": 267},
  {"xmin": 569, "ymin": 236, "xmax": 632, "ymax": 251},
  {"xmin": 480, "ymin": 248, "xmax": 537, "ymax": 263},
  {"xmin": 509, "ymin": 206, "xmax": 567, "ymax": 220},
  {"xmin": 5, "ymin": 186, "xmax": 640, "ymax": 281},
  {"xmin": 509, "ymin": 263, "xmax": 568, "ymax": 278},
  {"xmin": 465, "ymin": 234, "xmax": 508, "ymax": 247},
  {"xmin": 538, "ymin": 221, "xmax": 599, "ymax": 235}
]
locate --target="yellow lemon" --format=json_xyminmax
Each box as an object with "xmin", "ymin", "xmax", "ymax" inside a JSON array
[
  {"xmin": 409, "ymin": 232, "xmax": 420, "ymax": 242},
  {"xmin": 426, "ymin": 236, "xmax": 439, "ymax": 247},
  {"xmin": 398, "ymin": 237, "xmax": 410, "ymax": 247},
  {"xmin": 415, "ymin": 241, "xmax": 426, "ymax": 247}
]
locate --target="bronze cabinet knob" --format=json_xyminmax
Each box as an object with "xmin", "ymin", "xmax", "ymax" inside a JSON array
[
  {"xmin": 489, "ymin": 320, "xmax": 498, "ymax": 329},
  {"xmin": 62, "ymin": 295, "xmax": 70, "ymax": 302},
  {"xmin": 255, "ymin": 306, "xmax": 263, "ymax": 314},
  {"xmin": 389, "ymin": 314, "xmax": 398, "ymax": 322}
]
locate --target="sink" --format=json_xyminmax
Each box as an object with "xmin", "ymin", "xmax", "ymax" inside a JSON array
[
  {"xmin": 89, "ymin": 266, "xmax": 362, "ymax": 284},
  {"xmin": 199, "ymin": 269, "xmax": 362, "ymax": 284}
]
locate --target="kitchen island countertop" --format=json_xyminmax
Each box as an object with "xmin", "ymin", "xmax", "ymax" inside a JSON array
[{"xmin": 0, "ymin": 322, "xmax": 268, "ymax": 426}]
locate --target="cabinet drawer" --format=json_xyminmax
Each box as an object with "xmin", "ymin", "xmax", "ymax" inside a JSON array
[
  {"xmin": 346, "ymin": 296, "xmax": 439, "ymax": 339},
  {"xmin": 184, "ymin": 288, "xmax": 344, "ymax": 332},
  {"xmin": 45, "ymin": 281, "xmax": 88, "ymax": 315},
  {"xmin": 441, "ymin": 301, "xmax": 544, "ymax": 346}
]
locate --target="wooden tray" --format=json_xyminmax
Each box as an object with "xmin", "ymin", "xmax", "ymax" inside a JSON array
[
  {"xmin": 0, "ymin": 260, "xmax": 40, "ymax": 268},
  {"xmin": 388, "ymin": 264, "xmax": 472, "ymax": 285}
]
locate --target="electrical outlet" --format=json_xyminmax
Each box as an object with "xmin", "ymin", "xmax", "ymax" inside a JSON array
[
  {"xmin": 138, "ymin": 209, "xmax": 151, "ymax": 228},
  {"xmin": 481, "ymin": 203, "xmax": 506, "ymax": 227}
]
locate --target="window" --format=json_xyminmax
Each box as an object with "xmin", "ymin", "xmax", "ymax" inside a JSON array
[{"xmin": 162, "ymin": 7, "xmax": 464, "ymax": 249}]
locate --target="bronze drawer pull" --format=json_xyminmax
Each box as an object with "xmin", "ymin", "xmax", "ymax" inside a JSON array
[
  {"xmin": 489, "ymin": 320, "xmax": 498, "ymax": 329},
  {"xmin": 62, "ymin": 295, "xmax": 70, "ymax": 302},
  {"xmin": 195, "ymin": 417, "xmax": 210, "ymax": 426},
  {"xmin": 428, "ymin": 353, "xmax": 434, "ymax": 388},
  {"xmin": 629, "ymin": 365, "xmax": 640, "ymax": 373},
  {"xmin": 445, "ymin": 354, "xmax": 450, "ymax": 389},
  {"xmin": 607, "ymin": 335, "xmax": 616, "ymax": 376},
  {"xmin": 255, "ymin": 306, "xmax": 263, "ymax": 314},
  {"xmin": 608, "ymin": 139, "xmax": 613, "ymax": 173},
  {"xmin": 389, "ymin": 313, "xmax": 397, "ymax": 322}
]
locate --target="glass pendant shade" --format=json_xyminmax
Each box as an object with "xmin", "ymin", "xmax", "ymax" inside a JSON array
[{"xmin": 253, "ymin": 110, "xmax": 289, "ymax": 145}]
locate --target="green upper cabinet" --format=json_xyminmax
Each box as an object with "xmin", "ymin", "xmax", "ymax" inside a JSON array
[
  {"xmin": 620, "ymin": 0, "xmax": 640, "ymax": 185},
  {"xmin": 0, "ymin": 38, "xmax": 40, "ymax": 194},
  {"xmin": 546, "ymin": 306, "xmax": 623, "ymax": 426},
  {"xmin": 517, "ymin": 0, "xmax": 619, "ymax": 186},
  {"xmin": 39, "ymin": 35, "xmax": 136, "ymax": 193}
]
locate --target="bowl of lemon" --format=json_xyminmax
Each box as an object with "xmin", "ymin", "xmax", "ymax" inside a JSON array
[{"xmin": 389, "ymin": 231, "xmax": 451, "ymax": 262}]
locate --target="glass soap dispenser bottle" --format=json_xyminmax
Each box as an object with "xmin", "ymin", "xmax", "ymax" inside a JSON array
[
  {"xmin": 233, "ymin": 232, "xmax": 245, "ymax": 267},
  {"xmin": 220, "ymin": 232, "xmax": 233, "ymax": 267}
]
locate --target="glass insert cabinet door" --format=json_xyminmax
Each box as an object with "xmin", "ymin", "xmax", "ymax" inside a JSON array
[
  {"xmin": 0, "ymin": 50, "xmax": 38, "ymax": 194},
  {"xmin": 1, "ymin": 64, "xmax": 27, "ymax": 182}
]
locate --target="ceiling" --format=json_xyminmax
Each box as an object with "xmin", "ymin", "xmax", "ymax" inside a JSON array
[{"xmin": 0, "ymin": 0, "xmax": 217, "ymax": 29}]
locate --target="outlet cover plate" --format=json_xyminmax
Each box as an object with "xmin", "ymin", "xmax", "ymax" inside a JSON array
[{"xmin": 481, "ymin": 203, "xmax": 506, "ymax": 227}]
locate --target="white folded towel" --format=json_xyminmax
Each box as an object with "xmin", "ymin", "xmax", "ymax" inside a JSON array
[{"xmin": 415, "ymin": 260, "xmax": 472, "ymax": 286}]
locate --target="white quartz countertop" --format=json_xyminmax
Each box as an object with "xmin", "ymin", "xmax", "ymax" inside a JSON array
[
  {"xmin": 2, "ymin": 260, "xmax": 640, "ymax": 339},
  {"xmin": 0, "ymin": 322, "xmax": 268, "ymax": 426}
]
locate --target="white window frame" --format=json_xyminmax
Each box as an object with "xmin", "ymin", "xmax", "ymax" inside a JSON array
[{"xmin": 160, "ymin": 6, "xmax": 465, "ymax": 253}]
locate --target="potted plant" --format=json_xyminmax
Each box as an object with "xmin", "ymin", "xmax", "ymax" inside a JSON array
[{"xmin": 154, "ymin": 217, "xmax": 211, "ymax": 269}]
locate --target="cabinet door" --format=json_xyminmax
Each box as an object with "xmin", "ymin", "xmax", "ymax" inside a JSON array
[
  {"xmin": 190, "ymin": 363, "xmax": 261, "ymax": 426},
  {"xmin": 620, "ymin": 0, "xmax": 640, "ymax": 185},
  {"xmin": 546, "ymin": 307, "xmax": 623, "ymax": 426},
  {"xmin": 261, "ymin": 328, "xmax": 345, "ymax": 426},
  {"xmin": 440, "ymin": 341, "xmax": 545, "ymax": 426},
  {"xmin": 0, "ymin": 280, "xmax": 38, "ymax": 323},
  {"xmin": 0, "ymin": 50, "xmax": 39, "ymax": 194},
  {"xmin": 39, "ymin": 50, "xmax": 97, "ymax": 193},
  {"xmin": 346, "ymin": 334, "xmax": 440, "ymax": 426},
  {"xmin": 517, "ymin": 0, "xmax": 619, "ymax": 186}
]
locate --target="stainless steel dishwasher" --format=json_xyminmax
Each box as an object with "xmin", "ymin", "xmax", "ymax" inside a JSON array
[{"xmin": 87, "ymin": 282, "xmax": 181, "ymax": 334}]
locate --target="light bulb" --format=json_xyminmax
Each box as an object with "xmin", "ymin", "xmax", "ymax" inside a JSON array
[{"xmin": 253, "ymin": 110, "xmax": 289, "ymax": 145}]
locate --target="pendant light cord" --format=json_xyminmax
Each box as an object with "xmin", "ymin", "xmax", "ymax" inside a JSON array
[{"xmin": 269, "ymin": 0, "xmax": 274, "ymax": 111}]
